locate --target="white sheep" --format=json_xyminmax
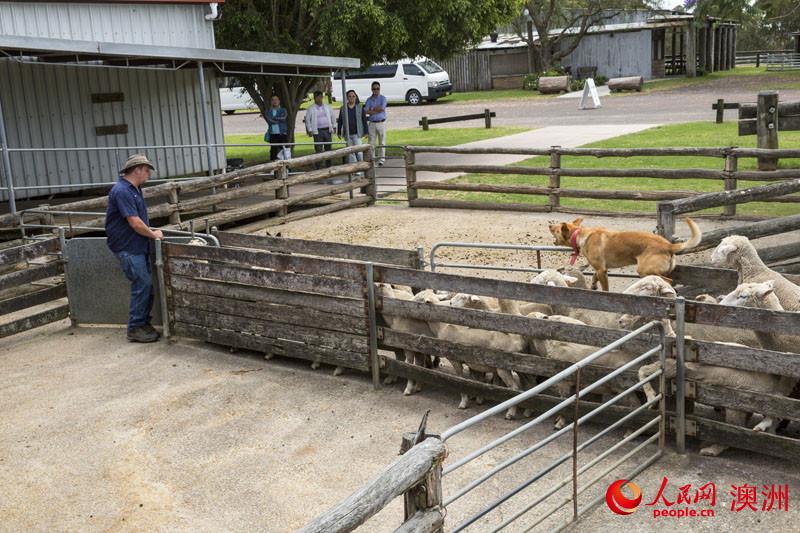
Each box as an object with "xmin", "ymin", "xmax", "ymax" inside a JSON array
[
  {"xmin": 711, "ymin": 235, "xmax": 800, "ymax": 312},
  {"xmin": 530, "ymin": 269, "xmax": 620, "ymax": 328},
  {"xmin": 418, "ymin": 292, "xmax": 526, "ymax": 419}
]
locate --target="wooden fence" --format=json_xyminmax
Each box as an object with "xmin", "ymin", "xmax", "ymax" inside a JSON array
[
  {"xmin": 2, "ymin": 145, "xmax": 376, "ymax": 236},
  {"xmin": 0, "ymin": 237, "xmax": 69, "ymax": 338},
  {"xmin": 403, "ymin": 145, "xmax": 800, "ymax": 219}
]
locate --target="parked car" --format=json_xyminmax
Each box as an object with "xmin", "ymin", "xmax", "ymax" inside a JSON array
[
  {"xmin": 331, "ymin": 57, "xmax": 452, "ymax": 105},
  {"xmin": 219, "ymin": 80, "xmax": 258, "ymax": 114}
]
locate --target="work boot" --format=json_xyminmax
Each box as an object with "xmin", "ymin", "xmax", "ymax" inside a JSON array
[
  {"xmin": 142, "ymin": 323, "xmax": 161, "ymax": 339},
  {"xmin": 127, "ymin": 326, "xmax": 159, "ymax": 343}
]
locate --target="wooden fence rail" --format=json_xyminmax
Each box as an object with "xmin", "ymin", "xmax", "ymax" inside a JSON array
[{"xmin": 0, "ymin": 237, "xmax": 69, "ymax": 338}]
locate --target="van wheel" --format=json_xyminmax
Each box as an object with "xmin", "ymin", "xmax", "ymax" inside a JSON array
[
  {"xmin": 224, "ymin": 110, "xmax": 235, "ymax": 115},
  {"xmin": 406, "ymin": 90, "xmax": 422, "ymax": 105}
]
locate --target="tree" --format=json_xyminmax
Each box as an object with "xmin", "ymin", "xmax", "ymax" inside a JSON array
[
  {"xmin": 689, "ymin": 0, "xmax": 800, "ymax": 50},
  {"xmin": 215, "ymin": 0, "xmax": 520, "ymax": 142},
  {"xmin": 514, "ymin": 1, "xmax": 654, "ymax": 73}
]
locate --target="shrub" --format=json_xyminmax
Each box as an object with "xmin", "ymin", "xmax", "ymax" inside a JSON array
[
  {"xmin": 522, "ymin": 72, "xmax": 540, "ymax": 91},
  {"xmin": 594, "ymin": 75, "xmax": 609, "ymax": 86},
  {"xmin": 570, "ymin": 78, "xmax": 586, "ymax": 92}
]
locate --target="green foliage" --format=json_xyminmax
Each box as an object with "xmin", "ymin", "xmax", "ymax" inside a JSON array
[
  {"xmin": 594, "ymin": 75, "xmax": 608, "ymax": 86},
  {"xmin": 570, "ymin": 78, "xmax": 585, "ymax": 92},
  {"xmin": 522, "ymin": 73, "xmax": 540, "ymax": 90}
]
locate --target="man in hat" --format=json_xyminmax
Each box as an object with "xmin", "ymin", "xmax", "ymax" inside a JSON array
[{"xmin": 106, "ymin": 154, "xmax": 164, "ymax": 343}]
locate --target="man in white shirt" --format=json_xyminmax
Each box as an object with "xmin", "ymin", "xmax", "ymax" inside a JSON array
[{"xmin": 304, "ymin": 90, "xmax": 337, "ymax": 168}]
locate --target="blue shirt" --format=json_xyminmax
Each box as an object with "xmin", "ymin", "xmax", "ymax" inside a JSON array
[
  {"xmin": 365, "ymin": 94, "xmax": 388, "ymax": 122},
  {"xmin": 106, "ymin": 177, "xmax": 150, "ymax": 255}
]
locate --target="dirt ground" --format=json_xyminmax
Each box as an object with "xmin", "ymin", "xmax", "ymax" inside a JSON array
[{"xmin": 2, "ymin": 206, "xmax": 800, "ymax": 532}]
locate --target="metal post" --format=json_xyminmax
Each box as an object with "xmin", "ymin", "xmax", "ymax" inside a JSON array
[
  {"xmin": 572, "ymin": 367, "xmax": 581, "ymax": 522},
  {"xmin": 416, "ymin": 246, "xmax": 425, "ymax": 270},
  {"xmin": 674, "ymin": 297, "xmax": 686, "ymax": 454},
  {"xmin": 0, "ymin": 92, "xmax": 17, "ymax": 214},
  {"xmin": 366, "ymin": 262, "xmax": 380, "ymax": 389},
  {"xmin": 57, "ymin": 227, "xmax": 77, "ymax": 327},
  {"xmin": 155, "ymin": 239, "xmax": 171, "ymax": 340},
  {"xmin": 196, "ymin": 62, "xmax": 215, "ymax": 177},
  {"xmin": 658, "ymin": 321, "xmax": 667, "ymax": 451}
]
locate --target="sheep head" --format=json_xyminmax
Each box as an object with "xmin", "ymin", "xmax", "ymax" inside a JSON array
[
  {"xmin": 710, "ymin": 235, "xmax": 751, "ymax": 267},
  {"xmin": 186, "ymin": 237, "xmax": 208, "ymax": 246},
  {"xmin": 556, "ymin": 266, "xmax": 588, "ymax": 289},
  {"xmin": 531, "ymin": 269, "xmax": 577, "ymax": 288},
  {"xmin": 719, "ymin": 280, "xmax": 780, "ymax": 309},
  {"xmin": 548, "ymin": 218, "xmax": 583, "ymax": 247},
  {"xmin": 618, "ymin": 276, "xmax": 677, "ymax": 329}
]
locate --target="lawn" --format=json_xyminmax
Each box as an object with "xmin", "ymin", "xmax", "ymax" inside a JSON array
[
  {"xmin": 421, "ymin": 121, "xmax": 800, "ymax": 217},
  {"xmin": 435, "ymin": 89, "xmax": 553, "ymax": 104},
  {"xmin": 636, "ymin": 66, "xmax": 800, "ymax": 94},
  {"xmin": 225, "ymin": 127, "xmax": 530, "ymax": 165}
]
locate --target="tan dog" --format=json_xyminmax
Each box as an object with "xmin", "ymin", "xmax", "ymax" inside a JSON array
[{"xmin": 548, "ymin": 218, "xmax": 701, "ymax": 291}]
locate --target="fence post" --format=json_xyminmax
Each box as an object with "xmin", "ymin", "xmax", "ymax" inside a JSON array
[
  {"xmin": 757, "ymin": 91, "xmax": 779, "ymax": 171},
  {"xmin": 168, "ymin": 188, "xmax": 181, "ymax": 224},
  {"xmin": 549, "ymin": 146, "xmax": 561, "ymax": 211},
  {"xmin": 405, "ymin": 149, "xmax": 418, "ymax": 204},
  {"xmin": 756, "ymin": 52, "xmax": 760, "ymax": 68},
  {"xmin": 715, "ymin": 98, "xmax": 725, "ymax": 123},
  {"xmin": 155, "ymin": 239, "xmax": 171, "ymax": 341},
  {"xmin": 723, "ymin": 150, "xmax": 738, "ymax": 216},
  {"xmin": 276, "ymin": 164, "xmax": 289, "ymax": 218},
  {"xmin": 400, "ymin": 433, "xmax": 444, "ymax": 532},
  {"xmin": 366, "ymin": 262, "xmax": 380, "ymax": 390},
  {"xmin": 484, "ymin": 109, "xmax": 492, "ymax": 129},
  {"xmin": 365, "ymin": 145, "xmax": 377, "ymax": 204},
  {"xmin": 421, "ymin": 117, "xmax": 429, "ymax": 131},
  {"xmin": 674, "ymin": 297, "xmax": 686, "ymax": 454},
  {"xmin": 655, "ymin": 201, "xmax": 675, "ymax": 240}
]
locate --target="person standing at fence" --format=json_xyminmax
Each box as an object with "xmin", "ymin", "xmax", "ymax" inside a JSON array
[
  {"xmin": 336, "ymin": 90, "xmax": 368, "ymax": 166},
  {"xmin": 364, "ymin": 81, "xmax": 388, "ymax": 167},
  {"xmin": 304, "ymin": 90, "xmax": 336, "ymax": 168},
  {"xmin": 105, "ymin": 154, "xmax": 164, "ymax": 343},
  {"xmin": 264, "ymin": 94, "xmax": 289, "ymax": 161}
]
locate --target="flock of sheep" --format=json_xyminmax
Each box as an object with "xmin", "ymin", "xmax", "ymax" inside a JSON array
[{"xmin": 374, "ymin": 235, "xmax": 800, "ymax": 457}]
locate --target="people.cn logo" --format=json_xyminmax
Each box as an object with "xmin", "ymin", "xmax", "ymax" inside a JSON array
[{"xmin": 606, "ymin": 479, "xmax": 643, "ymax": 515}]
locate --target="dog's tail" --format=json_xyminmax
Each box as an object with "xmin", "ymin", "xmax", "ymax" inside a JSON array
[{"xmin": 670, "ymin": 218, "xmax": 702, "ymax": 253}]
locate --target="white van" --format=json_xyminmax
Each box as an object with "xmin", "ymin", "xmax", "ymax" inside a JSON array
[
  {"xmin": 219, "ymin": 78, "xmax": 258, "ymax": 114},
  {"xmin": 332, "ymin": 58, "xmax": 452, "ymax": 105}
]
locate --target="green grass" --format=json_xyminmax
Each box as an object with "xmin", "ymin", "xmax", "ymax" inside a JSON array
[
  {"xmin": 422, "ymin": 121, "xmax": 800, "ymax": 217},
  {"xmin": 436, "ymin": 89, "xmax": 553, "ymax": 103},
  {"xmin": 637, "ymin": 66, "xmax": 800, "ymax": 94},
  {"xmin": 225, "ymin": 126, "xmax": 530, "ymax": 165}
]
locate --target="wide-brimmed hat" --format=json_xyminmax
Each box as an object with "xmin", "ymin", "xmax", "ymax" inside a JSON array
[{"xmin": 120, "ymin": 154, "xmax": 155, "ymax": 174}]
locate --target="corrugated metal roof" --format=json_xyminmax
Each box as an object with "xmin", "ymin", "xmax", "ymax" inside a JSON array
[{"xmin": 0, "ymin": 35, "xmax": 360, "ymax": 73}]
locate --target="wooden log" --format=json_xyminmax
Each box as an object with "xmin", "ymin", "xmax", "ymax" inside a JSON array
[
  {"xmin": 214, "ymin": 231, "xmax": 420, "ymax": 268},
  {"xmin": 284, "ymin": 161, "xmax": 370, "ymax": 187},
  {"xmin": 169, "ymin": 275, "xmax": 367, "ymax": 318},
  {"xmin": 739, "ymin": 115, "xmax": 800, "ymax": 136},
  {"xmin": 0, "ymin": 303, "xmax": 69, "ymax": 338},
  {"xmin": 165, "ymin": 242, "xmax": 368, "ymax": 281},
  {"xmin": 730, "ymin": 147, "xmax": 800, "ymax": 158},
  {"xmin": 405, "ymin": 150, "xmax": 418, "ymax": 202},
  {"xmin": 297, "ymin": 437, "xmax": 447, "ymax": 533},
  {"xmin": 405, "ymin": 146, "xmax": 726, "ymax": 158},
  {"xmin": 738, "ymin": 102, "xmax": 800, "ymax": 119},
  {"xmin": 757, "ymin": 91, "xmax": 779, "ymax": 170},
  {"xmin": 167, "ymin": 189, "xmax": 181, "ymax": 225},
  {"xmin": 165, "ymin": 198, "xmax": 284, "ymax": 230},
  {"xmin": 284, "ymin": 144, "xmax": 369, "ymax": 171},
  {"xmin": 681, "ymin": 213, "xmax": 800, "ymax": 253},
  {"xmin": 375, "ymin": 268, "xmax": 674, "ymax": 317},
  {"xmin": 758, "ymin": 241, "xmax": 800, "ymax": 264},
  {"xmin": 695, "ymin": 383, "xmax": 800, "ymax": 422},
  {"xmin": 671, "ymin": 265, "xmax": 738, "ymax": 292},
  {"xmin": 380, "ymin": 327, "xmax": 641, "ymax": 389},
  {"xmin": 408, "ymin": 198, "xmax": 550, "ymax": 213},
  {"xmin": 715, "ymin": 99, "xmax": 724, "ymax": 123},
  {"xmin": 689, "ymin": 299, "xmax": 800, "ymax": 336},
  {"xmin": 173, "ymin": 307, "xmax": 369, "ymax": 353},
  {"xmin": 0, "ymin": 238, "xmax": 59, "ymax": 266},
  {"xmin": 395, "ymin": 510, "xmax": 444, "ymax": 533},
  {"xmin": 166, "ymin": 258, "xmax": 365, "ymax": 299},
  {"xmin": 538, "ymin": 76, "xmax": 571, "ymax": 94},
  {"xmin": 549, "ymin": 147, "xmax": 561, "ymax": 209},
  {"xmin": 723, "ymin": 153, "xmax": 738, "ymax": 216},
  {"xmin": 608, "ymin": 76, "xmax": 643, "ymax": 92},
  {"xmin": 417, "ymin": 111, "xmax": 496, "ymax": 126},
  {"xmin": 177, "ymin": 179, "xmax": 284, "ymax": 213},
  {"xmin": 0, "ymin": 284, "xmax": 67, "ymax": 315},
  {"xmin": 173, "ymin": 291, "xmax": 368, "ymax": 335},
  {"xmin": 409, "ymin": 164, "xmax": 725, "ymax": 180},
  {"xmin": 689, "ymin": 415, "xmax": 800, "ymax": 461},
  {"xmin": 173, "ymin": 322, "xmax": 370, "ymax": 372},
  {"xmin": 412, "ymin": 181, "xmax": 700, "ymax": 201},
  {"xmin": 0, "ymin": 261, "xmax": 64, "ymax": 293},
  {"xmin": 668, "ymin": 178, "xmax": 800, "ymax": 215}
]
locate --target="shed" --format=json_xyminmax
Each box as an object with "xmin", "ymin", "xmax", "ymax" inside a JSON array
[{"xmin": 0, "ymin": 1, "xmax": 359, "ymax": 214}]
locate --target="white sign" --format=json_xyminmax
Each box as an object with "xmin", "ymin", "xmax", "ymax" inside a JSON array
[{"xmin": 579, "ymin": 78, "xmax": 602, "ymax": 110}]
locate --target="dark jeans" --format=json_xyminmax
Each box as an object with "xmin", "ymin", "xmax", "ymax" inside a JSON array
[
  {"xmin": 115, "ymin": 251, "xmax": 154, "ymax": 332},
  {"xmin": 269, "ymin": 133, "xmax": 288, "ymax": 161},
  {"xmin": 313, "ymin": 128, "xmax": 332, "ymax": 168}
]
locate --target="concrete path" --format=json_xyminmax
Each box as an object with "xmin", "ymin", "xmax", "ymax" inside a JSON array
[{"xmin": 377, "ymin": 124, "xmax": 658, "ymax": 192}]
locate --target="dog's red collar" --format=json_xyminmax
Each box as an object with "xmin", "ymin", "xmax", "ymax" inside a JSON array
[{"xmin": 569, "ymin": 229, "xmax": 581, "ymax": 265}]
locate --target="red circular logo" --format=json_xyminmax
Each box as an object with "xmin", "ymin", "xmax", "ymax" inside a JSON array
[{"xmin": 606, "ymin": 479, "xmax": 643, "ymax": 515}]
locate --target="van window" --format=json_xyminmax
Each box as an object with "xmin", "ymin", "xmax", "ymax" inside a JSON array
[
  {"xmin": 341, "ymin": 64, "xmax": 398, "ymax": 80},
  {"xmin": 403, "ymin": 64, "xmax": 424, "ymax": 76},
  {"xmin": 417, "ymin": 60, "xmax": 444, "ymax": 74}
]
